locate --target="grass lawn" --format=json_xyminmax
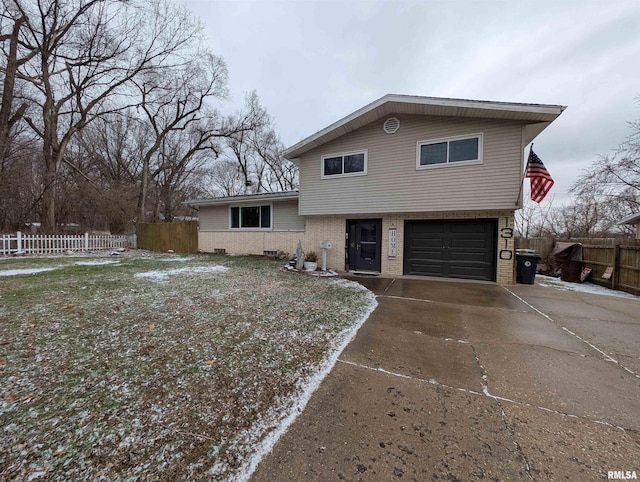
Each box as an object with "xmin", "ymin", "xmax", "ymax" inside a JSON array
[{"xmin": 0, "ymin": 252, "xmax": 376, "ymax": 481}]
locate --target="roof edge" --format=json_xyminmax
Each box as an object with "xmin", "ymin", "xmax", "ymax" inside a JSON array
[
  {"xmin": 618, "ymin": 212, "xmax": 640, "ymax": 225},
  {"xmin": 284, "ymin": 94, "xmax": 566, "ymax": 159},
  {"xmin": 184, "ymin": 190, "xmax": 299, "ymax": 207}
]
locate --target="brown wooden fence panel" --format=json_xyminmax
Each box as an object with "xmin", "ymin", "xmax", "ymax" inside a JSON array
[
  {"xmin": 619, "ymin": 241, "xmax": 640, "ymax": 295},
  {"xmin": 514, "ymin": 238, "xmax": 554, "ymax": 258},
  {"xmin": 138, "ymin": 221, "xmax": 198, "ymax": 254},
  {"xmin": 577, "ymin": 238, "xmax": 617, "ymax": 285},
  {"xmin": 516, "ymin": 237, "xmax": 640, "ymax": 295}
]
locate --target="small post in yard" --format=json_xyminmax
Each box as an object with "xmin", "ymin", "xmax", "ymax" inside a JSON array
[
  {"xmin": 16, "ymin": 231, "xmax": 22, "ymax": 254},
  {"xmin": 296, "ymin": 240, "xmax": 304, "ymax": 270},
  {"xmin": 84, "ymin": 232, "xmax": 89, "ymax": 251},
  {"xmin": 320, "ymin": 240, "xmax": 333, "ymax": 271},
  {"xmin": 612, "ymin": 242, "xmax": 621, "ymax": 290}
]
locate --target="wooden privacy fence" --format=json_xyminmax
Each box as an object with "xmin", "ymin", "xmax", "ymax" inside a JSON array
[
  {"xmin": 0, "ymin": 231, "xmax": 136, "ymax": 256},
  {"xmin": 516, "ymin": 237, "xmax": 640, "ymax": 295},
  {"xmin": 138, "ymin": 221, "xmax": 198, "ymax": 254}
]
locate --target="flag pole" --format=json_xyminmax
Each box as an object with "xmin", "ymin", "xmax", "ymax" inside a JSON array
[{"xmin": 515, "ymin": 143, "xmax": 533, "ymax": 206}]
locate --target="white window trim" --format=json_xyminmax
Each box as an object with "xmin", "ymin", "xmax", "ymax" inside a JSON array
[
  {"xmin": 229, "ymin": 203, "xmax": 273, "ymax": 230},
  {"xmin": 416, "ymin": 133, "xmax": 483, "ymax": 170},
  {"xmin": 321, "ymin": 149, "xmax": 368, "ymax": 179}
]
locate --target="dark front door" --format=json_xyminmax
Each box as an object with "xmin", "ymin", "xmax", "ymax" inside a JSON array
[{"xmin": 347, "ymin": 219, "xmax": 382, "ymax": 272}]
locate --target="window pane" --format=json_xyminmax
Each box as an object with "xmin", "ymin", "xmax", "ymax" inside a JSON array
[
  {"xmin": 360, "ymin": 223, "xmax": 377, "ymax": 243},
  {"xmin": 344, "ymin": 153, "xmax": 365, "ymax": 173},
  {"xmin": 260, "ymin": 205, "xmax": 271, "ymax": 228},
  {"xmin": 324, "ymin": 157, "xmax": 343, "ymax": 176},
  {"xmin": 420, "ymin": 142, "xmax": 447, "ymax": 165},
  {"xmin": 231, "ymin": 207, "xmax": 239, "ymax": 228},
  {"xmin": 241, "ymin": 206, "xmax": 260, "ymax": 228},
  {"xmin": 449, "ymin": 138, "xmax": 479, "ymax": 162}
]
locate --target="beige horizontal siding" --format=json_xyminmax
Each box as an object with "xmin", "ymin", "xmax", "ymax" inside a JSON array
[
  {"xmin": 298, "ymin": 115, "xmax": 525, "ymax": 215},
  {"xmin": 199, "ymin": 205, "xmax": 229, "ymax": 231},
  {"xmin": 198, "ymin": 200, "xmax": 305, "ymax": 232},
  {"xmin": 272, "ymin": 200, "xmax": 305, "ymax": 230}
]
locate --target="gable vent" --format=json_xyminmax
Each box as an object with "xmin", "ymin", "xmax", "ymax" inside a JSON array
[{"xmin": 383, "ymin": 117, "xmax": 400, "ymax": 134}]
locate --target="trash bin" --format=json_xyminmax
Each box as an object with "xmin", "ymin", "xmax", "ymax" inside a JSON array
[
  {"xmin": 516, "ymin": 252, "xmax": 541, "ymax": 284},
  {"xmin": 560, "ymin": 260, "xmax": 583, "ymax": 282}
]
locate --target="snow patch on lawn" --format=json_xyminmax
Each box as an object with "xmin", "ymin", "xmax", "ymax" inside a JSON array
[
  {"xmin": 537, "ymin": 275, "xmax": 639, "ymax": 300},
  {"xmin": 0, "ymin": 267, "xmax": 57, "ymax": 277},
  {"xmin": 75, "ymin": 260, "xmax": 120, "ymax": 266},
  {"xmin": 135, "ymin": 265, "xmax": 229, "ymax": 281},
  {"xmin": 233, "ymin": 279, "xmax": 378, "ymax": 482},
  {"xmin": 158, "ymin": 257, "xmax": 193, "ymax": 262}
]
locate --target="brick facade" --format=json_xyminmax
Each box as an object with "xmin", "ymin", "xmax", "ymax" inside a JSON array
[{"xmin": 199, "ymin": 209, "xmax": 516, "ymax": 285}]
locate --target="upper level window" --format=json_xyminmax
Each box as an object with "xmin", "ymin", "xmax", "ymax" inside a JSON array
[
  {"xmin": 416, "ymin": 134, "xmax": 483, "ymax": 169},
  {"xmin": 321, "ymin": 150, "xmax": 367, "ymax": 178},
  {"xmin": 230, "ymin": 205, "xmax": 271, "ymax": 229}
]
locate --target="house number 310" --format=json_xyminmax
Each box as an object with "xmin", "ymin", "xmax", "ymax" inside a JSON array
[{"xmin": 499, "ymin": 226, "xmax": 513, "ymax": 260}]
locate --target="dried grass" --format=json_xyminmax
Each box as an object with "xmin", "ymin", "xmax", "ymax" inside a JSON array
[{"xmin": 0, "ymin": 253, "xmax": 374, "ymax": 480}]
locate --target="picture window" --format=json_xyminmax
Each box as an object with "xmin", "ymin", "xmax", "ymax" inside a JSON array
[{"xmin": 230, "ymin": 205, "xmax": 271, "ymax": 229}]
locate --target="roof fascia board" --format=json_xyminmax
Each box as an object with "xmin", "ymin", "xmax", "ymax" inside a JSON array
[
  {"xmin": 283, "ymin": 95, "xmax": 389, "ymax": 158},
  {"xmin": 384, "ymin": 94, "xmax": 565, "ymax": 116},
  {"xmin": 284, "ymin": 94, "xmax": 566, "ymax": 159},
  {"xmin": 618, "ymin": 212, "xmax": 640, "ymax": 225},
  {"xmin": 184, "ymin": 191, "xmax": 299, "ymax": 207}
]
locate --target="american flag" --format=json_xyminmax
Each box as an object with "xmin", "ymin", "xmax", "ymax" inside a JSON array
[{"xmin": 526, "ymin": 148, "xmax": 554, "ymax": 203}]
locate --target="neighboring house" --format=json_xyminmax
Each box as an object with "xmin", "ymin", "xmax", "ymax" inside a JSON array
[
  {"xmin": 189, "ymin": 94, "xmax": 565, "ymax": 284},
  {"xmin": 619, "ymin": 213, "xmax": 640, "ymax": 238}
]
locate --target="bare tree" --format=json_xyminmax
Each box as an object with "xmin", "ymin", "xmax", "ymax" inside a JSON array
[
  {"xmin": 0, "ymin": 13, "xmax": 35, "ymax": 165},
  {"xmin": 571, "ymin": 105, "xmax": 640, "ymax": 235},
  {"xmin": 2, "ymin": 2, "xmax": 295, "ymax": 232},
  {"xmin": 220, "ymin": 91, "xmax": 298, "ymax": 195},
  {"xmin": 152, "ymin": 118, "xmax": 223, "ymax": 222},
  {"xmin": 546, "ymin": 196, "xmax": 611, "ymax": 238},
  {"xmin": 132, "ymin": 52, "xmax": 229, "ymax": 223},
  {"xmin": 9, "ymin": 0, "xmax": 206, "ymax": 231},
  {"xmin": 77, "ymin": 112, "xmax": 143, "ymax": 187},
  {"xmin": 0, "ymin": 134, "xmax": 41, "ymax": 230},
  {"xmin": 71, "ymin": 112, "xmax": 143, "ymax": 232},
  {"xmin": 250, "ymin": 118, "xmax": 298, "ymax": 192},
  {"xmin": 515, "ymin": 195, "xmax": 554, "ymax": 238},
  {"xmin": 206, "ymin": 159, "xmax": 245, "ymax": 197},
  {"xmin": 221, "ymin": 92, "xmax": 269, "ymax": 193}
]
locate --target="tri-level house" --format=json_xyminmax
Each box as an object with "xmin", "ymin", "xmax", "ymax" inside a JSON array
[{"xmin": 189, "ymin": 94, "xmax": 565, "ymax": 284}]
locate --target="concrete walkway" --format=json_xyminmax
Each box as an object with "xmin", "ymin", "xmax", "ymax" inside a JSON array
[{"xmin": 251, "ymin": 277, "xmax": 640, "ymax": 481}]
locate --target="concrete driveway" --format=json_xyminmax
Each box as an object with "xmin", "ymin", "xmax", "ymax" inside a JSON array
[{"xmin": 251, "ymin": 277, "xmax": 640, "ymax": 481}]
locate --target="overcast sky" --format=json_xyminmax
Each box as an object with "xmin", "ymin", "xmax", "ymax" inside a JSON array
[{"xmin": 181, "ymin": 0, "xmax": 640, "ymax": 204}]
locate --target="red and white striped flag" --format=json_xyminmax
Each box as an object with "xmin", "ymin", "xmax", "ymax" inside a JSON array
[{"xmin": 526, "ymin": 148, "xmax": 554, "ymax": 203}]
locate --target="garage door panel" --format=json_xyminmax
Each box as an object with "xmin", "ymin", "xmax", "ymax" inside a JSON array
[
  {"xmin": 409, "ymin": 238, "xmax": 444, "ymax": 249},
  {"xmin": 408, "ymin": 261, "xmax": 445, "ymax": 276},
  {"xmin": 449, "ymin": 265, "xmax": 491, "ymax": 279},
  {"xmin": 449, "ymin": 245, "xmax": 492, "ymax": 258},
  {"xmin": 450, "ymin": 251, "xmax": 489, "ymax": 263},
  {"xmin": 412, "ymin": 246, "xmax": 445, "ymax": 259},
  {"xmin": 404, "ymin": 220, "xmax": 497, "ymax": 281},
  {"xmin": 412, "ymin": 223, "xmax": 446, "ymax": 234},
  {"xmin": 449, "ymin": 222, "xmax": 489, "ymax": 233},
  {"xmin": 450, "ymin": 239, "xmax": 490, "ymax": 249}
]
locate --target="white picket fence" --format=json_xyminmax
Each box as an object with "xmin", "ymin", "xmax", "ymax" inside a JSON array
[{"xmin": 0, "ymin": 231, "xmax": 137, "ymax": 256}]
